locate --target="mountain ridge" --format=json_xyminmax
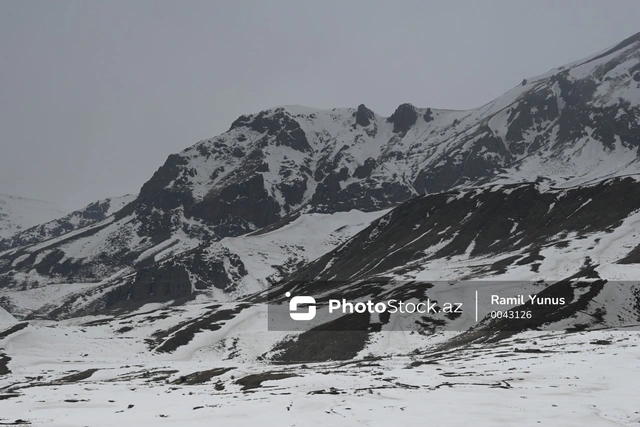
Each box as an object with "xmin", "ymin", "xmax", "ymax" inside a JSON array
[
  {"xmin": 0, "ymin": 194, "xmax": 136, "ymax": 253},
  {"xmin": 0, "ymin": 193, "xmax": 67, "ymax": 240}
]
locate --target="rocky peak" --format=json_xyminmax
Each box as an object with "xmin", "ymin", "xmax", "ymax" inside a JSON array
[
  {"xmin": 354, "ymin": 104, "xmax": 375, "ymax": 127},
  {"xmin": 228, "ymin": 109, "xmax": 311, "ymax": 153},
  {"xmin": 386, "ymin": 103, "xmax": 418, "ymax": 133}
]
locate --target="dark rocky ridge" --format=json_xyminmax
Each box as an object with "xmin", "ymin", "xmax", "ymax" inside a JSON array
[
  {"xmin": 386, "ymin": 103, "xmax": 418, "ymax": 133},
  {"xmin": 288, "ymin": 177, "xmax": 640, "ymax": 282},
  {"xmin": 354, "ymin": 104, "xmax": 375, "ymax": 127}
]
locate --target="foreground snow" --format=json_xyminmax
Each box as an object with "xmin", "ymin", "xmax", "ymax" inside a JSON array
[{"xmin": 1, "ymin": 327, "xmax": 638, "ymax": 426}]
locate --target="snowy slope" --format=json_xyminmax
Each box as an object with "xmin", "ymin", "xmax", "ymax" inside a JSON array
[
  {"xmin": 0, "ymin": 295, "xmax": 638, "ymax": 425},
  {"xmin": 194, "ymin": 208, "xmax": 392, "ymax": 297},
  {"xmin": 0, "ymin": 194, "xmax": 136, "ymax": 252},
  {"xmin": 0, "ymin": 304, "xmax": 15, "ymax": 325},
  {"xmin": 0, "ymin": 193, "xmax": 67, "ymax": 239}
]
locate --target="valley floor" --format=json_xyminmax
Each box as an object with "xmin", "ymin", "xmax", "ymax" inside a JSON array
[{"xmin": 1, "ymin": 327, "xmax": 638, "ymax": 426}]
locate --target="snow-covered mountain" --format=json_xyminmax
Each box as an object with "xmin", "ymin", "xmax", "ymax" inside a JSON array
[
  {"xmin": 248, "ymin": 176, "xmax": 640, "ymax": 351},
  {"xmin": 2, "ymin": 32, "xmax": 640, "ymax": 426},
  {"xmin": 285, "ymin": 177, "xmax": 640, "ymax": 283},
  {"xmin": 2, "ymin": 208, "xmax": 387, "ymax": 319},
  {"xmin": 2, "ymin": 32, "xmax": 640, "ymax": 318},
  {"xmin": 1, "ymin": 308, "xmax": 637, "ymax": 426},
  {"xmin": 0, "ymin": 193, "xmax": 67, "ymax": 240},
  {"xmin": 0, "ymin": 194, "xmax": 136, "ymax": 253}
]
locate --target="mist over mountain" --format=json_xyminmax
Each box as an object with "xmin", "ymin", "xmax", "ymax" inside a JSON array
[
  {"xmin": 0, "ymin": 193, "xmax": 67, "ymax": 240},
  {"xmin": 0, "ymin": 194, "xmax": 136, "ymax": 253}
]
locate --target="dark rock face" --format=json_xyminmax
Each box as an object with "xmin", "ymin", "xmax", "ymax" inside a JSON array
[
  {"xmin": 539, "ymin": 73, "xmax": 640, "ymax": 151},
  {"xmin": 386, "ymin": 103, "xmax": 418, "ymax": 133},
  {"xmin": 230, "ymin": 109, "xmax": 311, "ymax": 153},
  {"xmin": 504, "ymin": 87, "xmax": 559, "ymax": 154},
  {"xmin": 412, "ymin": 127, "xmax": 510, "ymax": 194},
  {"xmin": 138, "ymin": 154, "xmax": 193, "ymax": 212},
  {"xmin": 192, "ymin": 174, "xmax": 281, "ymax": 232},
  {"xmin": 309, "ymin": 142, "xmax": 416, "ymax": 212},
  {"xmin": 462, "ymin": 132, "xmax": 511, "ymax": 178},
  {"xmin": 590, "ymin": 102, "xmax": 640, "ymax": 149},
  {"xmin": 353, "ymin": 158, "xmax": 377, "ymax": 179},
  {"xmin": 271, "ymin": 312, "xmax": 372, "ymax": 362},
  {"xmin": 78, "ymin": 201, "xmax": 110, "ymax": 221},
  {"xmin": 94, "ymin": 247, "xmax": 248, "ymax": 309},
  {"xmin": 104, "ymin": 262, "xmax": 192, "ymax": 310},
  {"xmin": 133, "ymin": 154, "xmax": 197, "ymax": 240},
  {"xmin": 311, "ymin": 179, "xmax": 415, "ymax": 213},
  {"xmin": 354, "ymin": 104, "xmax": 375, "ymax": 127},
  {"xmin": 126, "ymin": 119, "xmax": 305, "ymax": 240},
  {"xmin": 0, "ymin": 352, "xmax": 11, "ymax": 376},
  {"xmin": 423, "ymin": 108, "xmax": 433, "ymax": 122},
  {"xmin": 177, "ymin": 247, "xmax": 248, "ymax": 292},
  {"xmin": 279, "ymin": 178, "xmax": 307, "ymax": 208}
]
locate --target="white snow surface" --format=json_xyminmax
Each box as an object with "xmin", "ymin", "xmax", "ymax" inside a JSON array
[
  {"xmin": 0, "ymin": 310, "xmax": 638, "ymax": 425},
  {"xmin": 0, "ymin": 305, "xmax": 16, "ymax": 325},
  {"xmin": 0, "ymin": 193, "xmax": 67, "ymax": 239},
  {"xmin": 207, "ymin": 208, "xmax": 391, "ymax": 297}
]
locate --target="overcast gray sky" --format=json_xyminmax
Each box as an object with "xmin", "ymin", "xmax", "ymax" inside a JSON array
[{"xmin": 1, "ymin": 0, "xmax": 639, "ymax": 210}]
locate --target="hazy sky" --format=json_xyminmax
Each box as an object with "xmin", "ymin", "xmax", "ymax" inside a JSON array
[{"xmin": 1, "ymin": 1, "xmax": 639, "ymax": 210}]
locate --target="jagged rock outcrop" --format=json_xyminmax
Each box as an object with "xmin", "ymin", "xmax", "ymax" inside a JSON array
[
  {"xmin": 386, "ymin": 103, "xmax": 418, "ymax": 133},
  {"xmin": 354, "ymin": 104, "xmax": 375, "ymax": 127}
]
